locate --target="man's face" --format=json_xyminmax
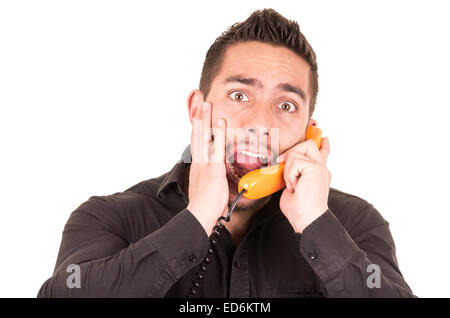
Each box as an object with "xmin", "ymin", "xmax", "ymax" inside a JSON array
[{"xmin": 194, "ymin": 41, "xmax": 314, "ymax": 211}]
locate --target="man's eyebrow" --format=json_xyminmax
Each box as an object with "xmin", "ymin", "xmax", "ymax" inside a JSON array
[
  {"xmin": 223, "ymin": 75, "xmax": 306, "ymax": 101},
  {"xmin": 277, "ymin": 82, "xmax": 306, "ymax": 101},
  {"xmin": 223, "ymin": 75, "xmax": 263, "ymax": 87}
]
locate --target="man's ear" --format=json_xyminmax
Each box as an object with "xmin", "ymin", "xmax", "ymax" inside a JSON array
[
  {"xmin": 307, "ymin": 118, "xmax": 318, "ymax": 127},
  {"xmin": 187, "ymin": 89, "xmax": 205, "ymax": 125}
]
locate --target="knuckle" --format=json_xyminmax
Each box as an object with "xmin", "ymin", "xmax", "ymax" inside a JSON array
[
  {"xmin": 284, "ymin": 155, "xmax": 293, "ymax": 166},
  {"xmin": 313, "ymin": 162, "xmax": 327, "ymax": 173},
  {"xmin": 307, "ymin": 139, "xmax": 316, "ymax": 147}
]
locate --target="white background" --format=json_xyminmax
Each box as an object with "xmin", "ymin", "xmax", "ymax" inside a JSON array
[{"xmin": 1, "ymin": 0, "xmax": 449, "ymax": 298}]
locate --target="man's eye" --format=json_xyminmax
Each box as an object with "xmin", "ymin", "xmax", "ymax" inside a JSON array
[
  {"xmin": 229, "ymin": 91, "xmax": 249, "ymax": 102},
  {"xmin": 279, "ymin": 102, "xmax": 297, "ymax": 112}
]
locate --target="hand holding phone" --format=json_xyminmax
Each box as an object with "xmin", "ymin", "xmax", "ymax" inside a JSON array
[
  {"xmin": 238, "ymin": 125, "xmax": 323, "ymax": 199},
  {"xmin": 278, "ymin": 126, "xmax": 330, "ymax": 233}
]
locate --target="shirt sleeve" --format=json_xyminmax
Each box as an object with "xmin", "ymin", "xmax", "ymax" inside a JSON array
[
  {"xmin": 297, "ymin": 207, "xmax": 417, "ymax": 297},
  {"xmin": 37, "ymin": 196, "xmax": 210, "ymax": 297}
]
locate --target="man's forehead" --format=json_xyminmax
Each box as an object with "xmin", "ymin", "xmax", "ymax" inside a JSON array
[
  {"xmin": 222, "ymin": 41, "xmax": 308, "ymax": 67},
  {"xmin": 216, "ymin": 42, "xmax": 312, "ymax": 93}
]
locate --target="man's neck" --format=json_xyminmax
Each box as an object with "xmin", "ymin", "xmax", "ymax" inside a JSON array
[{"xmin": 223, "ymin": 209, "xmax": 258, "ymax": 247}]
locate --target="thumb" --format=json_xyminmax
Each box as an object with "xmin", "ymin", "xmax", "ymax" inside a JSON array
[
  {"xmin": 319, "ymin": 136, "xmax": 330, "ymax": 164},
  {"xmin": 275, "ymin": 151, "xmax": 287, "ymax": 164}
]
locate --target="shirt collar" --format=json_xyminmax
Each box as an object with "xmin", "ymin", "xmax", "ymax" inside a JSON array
[{"xmin": 157, "ymin": 144, "xmax": 192, "ymax": 198}]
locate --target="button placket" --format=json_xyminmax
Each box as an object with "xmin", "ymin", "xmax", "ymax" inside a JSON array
[
  {"xmin": 189, "ymin": 254, "xmax": 197, "ymax": 263},
  {"xmin": 229, "ymin": 245, "xmax": 249, "ymax": 298}
]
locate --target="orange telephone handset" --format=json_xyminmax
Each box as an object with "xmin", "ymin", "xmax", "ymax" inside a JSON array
[{"xmin": 237, "ymin": 125, "xmax": 323, "ymax": 200}]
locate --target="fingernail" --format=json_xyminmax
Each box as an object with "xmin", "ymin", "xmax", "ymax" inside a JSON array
[{"xmin": 217, "ymin": 118, "xmax": 224, "ymax": 127}]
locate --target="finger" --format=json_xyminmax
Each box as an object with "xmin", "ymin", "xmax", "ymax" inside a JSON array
[
  {"xmin": 190, "ymin": 128, "xmax": 195, "ymax": 163},
  {"xmin": 201, "ymin": 101, "xmax": 212, "ymax": 141},
  {"xmin": 284, "ymin": 156, "xmax": 299, "ymax": 192},
  {"xmin": 276, "ymin": 151, "xmax": 287, "ymax": 164},
  {"xmin": 283, "ymin": 156, "xmax": 312, "ymax": 192},
  {"xmin": 211, "ymin": 118, "xmax": 227, "ymax": 164},
  {"xmin": 277, "ymin": 139, "xmax": 323, "ymax": 164},
  {"xmin": 202, "ymin": 102, "xmax": 213, "ymax": 163},
  {"xmin": 191, "ymin": 101, "xmax": 206, "ymax": 163},
  {"xmin": 328, "ymin": 170, "xmax": 332, "ymax": 188},
  {"xmin": 192, "ymin": 100, "xmax": 202, "ymax": 120},
  {"xmin": 319, "ymin": 137, "xmax": 330, "ymax": 164}
]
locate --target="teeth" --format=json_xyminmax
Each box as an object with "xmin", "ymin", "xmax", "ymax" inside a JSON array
[
  {"xmin": 228, "ymin": 162, "xmax": 241, "ymax": 180},
  {"xmin": 238, "ymin": 150, "xmax": 268, "ymax": 160}
]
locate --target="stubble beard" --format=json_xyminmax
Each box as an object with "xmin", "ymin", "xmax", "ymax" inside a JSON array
[{"xmin": 227, "ymin": 185, "xmax": 270, "ymax": 214}]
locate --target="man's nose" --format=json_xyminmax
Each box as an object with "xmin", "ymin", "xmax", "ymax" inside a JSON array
[
  {"xmin": 247, "ymin": 127, "xmax": 269, "ymax": 137},
  {"xmin": 243, "ymin": 110, "xmax": 273, "ymax": 137},
  {"xmin": 243, "ymin": 126, "xmax": 272, "ymax": 153}
]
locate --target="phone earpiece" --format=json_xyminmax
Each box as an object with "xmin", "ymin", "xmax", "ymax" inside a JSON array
[
  {"xmin": 238, "ymin": 125, "xmax": 323, "ymax": 200},
  {"xmin": 305, "ymin": 124, "xmax": 322, "ymax": 149}
]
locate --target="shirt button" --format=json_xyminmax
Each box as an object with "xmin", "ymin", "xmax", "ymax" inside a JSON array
[
  {"xmin": 308, "ymin": 249, "xmax": 319, "ymax": 260},
  {"xmin": 233, "ymin": 260, "xmax": 241, "ymax": 269},
  {"xmin": 189, "ymin": 254, "xmax": 197, "ymax": 263}
]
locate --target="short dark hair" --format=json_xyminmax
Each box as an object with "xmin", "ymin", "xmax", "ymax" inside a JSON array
[{"xmin": 199, "ymin": 8, "xmax": 319, "ymax": 118}]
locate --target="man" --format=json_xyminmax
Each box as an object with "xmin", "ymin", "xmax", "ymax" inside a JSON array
[{"xmin": 38, "ymin": 8, "xmax": 415, "ymax": 297}]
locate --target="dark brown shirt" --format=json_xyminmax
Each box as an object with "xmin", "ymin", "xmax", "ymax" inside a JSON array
[{"xmin": 37, "ymin": 145, "xmax": 415, "ymax": 297}]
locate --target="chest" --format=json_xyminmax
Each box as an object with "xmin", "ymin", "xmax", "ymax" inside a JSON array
[{"xmin": 164, "ymin": 218, "xmax": 325, "ymax": 298}]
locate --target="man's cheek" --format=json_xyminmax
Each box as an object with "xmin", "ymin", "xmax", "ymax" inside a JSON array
[{"xmin": 275, "ymin": 134, "xmax": 299, "ymax": 159}]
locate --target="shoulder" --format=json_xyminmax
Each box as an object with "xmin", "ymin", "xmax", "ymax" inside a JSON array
[
  {"xmin": 76, "ymin": 167, "xmax": 172, "ymax": 221},
  {"xmin": 75, "ymin": 184, "xmax": 158, "ymax": 219},
  {"xmin": 67, "ymin": 176, "xmax": 171, "ymax": 243},
  {"xmin": 328, "ymin": 187, "xmax": 389, "ymax": 236},
  {"xmin": 328, "ymin": 187, "xmax": 376, "ymax": 215}
]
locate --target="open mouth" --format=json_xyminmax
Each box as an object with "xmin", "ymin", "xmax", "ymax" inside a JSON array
[{"xmin": 226, "ymin": 150, "xmax": 270, "ymax": 184}]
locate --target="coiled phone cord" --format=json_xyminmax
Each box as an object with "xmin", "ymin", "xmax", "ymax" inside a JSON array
[{"xmin": 186, "ymin": 189, "xmax": 246, "ymax": 297}]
